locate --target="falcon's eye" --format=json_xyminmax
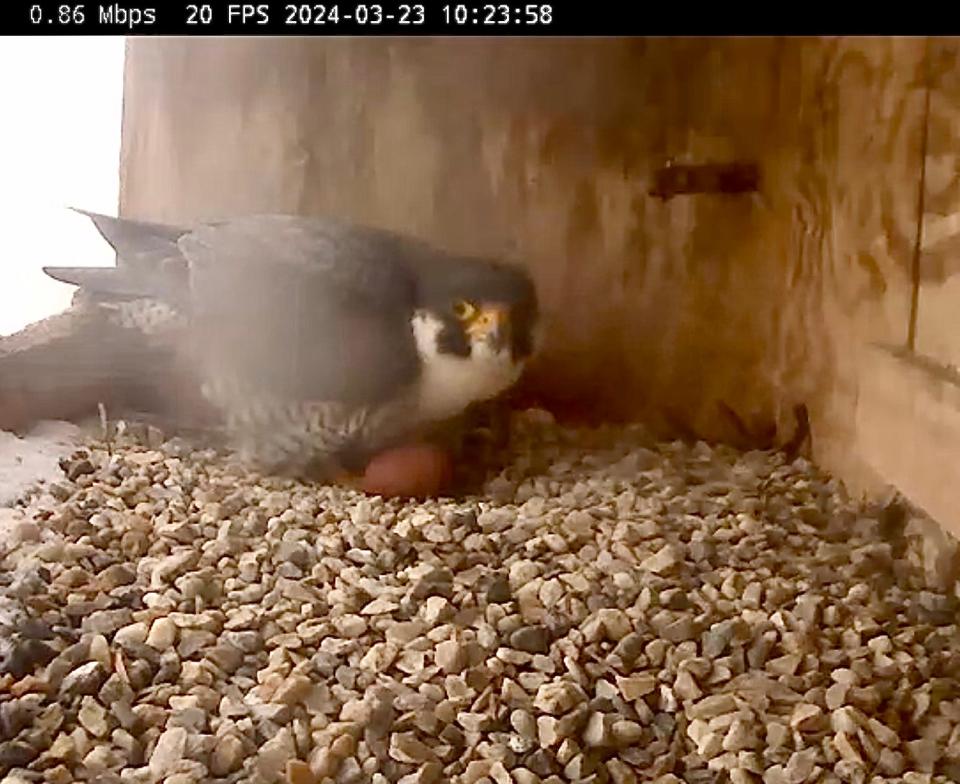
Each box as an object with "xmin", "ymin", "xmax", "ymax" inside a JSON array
[{"xmin": 452, "ymin": 300, "xmax": 477, "ymax": 321}]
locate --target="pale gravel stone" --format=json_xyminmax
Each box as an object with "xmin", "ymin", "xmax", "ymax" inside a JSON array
[
  {"xmin": 617, "ymin": 674, "xmax": 658, "ymax": 700},
  {"xmin": 640, "ymin": 543, "xmax": 680, "ymax": 574},
  {"xmin": 390, "ymin": 732, "xmax": 434, "ymax": 764},
  {"xmin": 145, "ymin": 616, "xmax": 177, "ymax": 650},
  {"xmin": 790, "ymin": 703, "xmax": 824, "ymax": 730},
  {"xmin": 533, "ymin": 681, "xmax": 584, "ymax": 715},
  {"xmin": 257, "ymin": 726, "xmax": 296, "ymax": 780},
  {"xmin": 434, "ymin": 638, "xmax": 467, "ymax": 673},
  {"xmin": 148, "ymin": 727, "xmax": 188, "ymax": 778},
  {"xmin": 77, "ymin": 697, "xmax": 110, "ymax": 738}
]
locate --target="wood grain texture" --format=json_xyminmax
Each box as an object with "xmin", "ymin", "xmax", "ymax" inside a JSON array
[
  {"xmin": 116, "ymin": 38, "xmax": 928, "ymax": 482},
  {"xmin": 777, "ymin": 39, "xmax": 927, "ymax": 479},
  {"xmin": 855, "ymin": 345, "xmax": 960, "ymax": 533},
  {"xmin": 917, "ymin": 38, "xmax": 960, "ymax": 369}
]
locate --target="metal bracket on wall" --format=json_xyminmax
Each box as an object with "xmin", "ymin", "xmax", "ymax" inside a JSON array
[{"xmin": 649, "ymin": 161, "xmax": 761, "ymax": 200}]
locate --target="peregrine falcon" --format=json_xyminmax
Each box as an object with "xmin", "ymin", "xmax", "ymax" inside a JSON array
[{"xmin": 44, "ymin": 210, "xmax": 540, "ymax": 480}]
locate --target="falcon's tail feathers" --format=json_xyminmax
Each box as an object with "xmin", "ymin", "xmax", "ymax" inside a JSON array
[
  {"xmin": 43, "ymin": 266, "xmax": 147, "ymax": 300},
  {"xmin": 70, "ymin": 208, "xmax": 187, "ymax": 266},
  {"xmin": 43, "ymin": 208, "xmax": 192, "ymax": 306}
]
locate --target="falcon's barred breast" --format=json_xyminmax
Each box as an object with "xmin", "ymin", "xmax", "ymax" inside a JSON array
[{"xmin": 44, "ymin": 210, "xmax": 540, "ymax": 479}]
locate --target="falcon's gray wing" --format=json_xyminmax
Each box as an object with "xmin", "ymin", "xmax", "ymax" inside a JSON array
[
  {"xmin": 177, "ymin": 215, "xmax": 423, "ymax": 406},
  {"xmin": 46, "ymin": 211, "xmax": 424, "ymax": 407}
]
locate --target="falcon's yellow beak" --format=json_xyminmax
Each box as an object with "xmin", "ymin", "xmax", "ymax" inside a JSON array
[{"xmin": 465, "ymin": 304, "xmax": 511, "ymax": 349}]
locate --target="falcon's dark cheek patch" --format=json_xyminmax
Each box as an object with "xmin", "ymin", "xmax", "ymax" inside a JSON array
[{"xmin": 436, "ymin": 320, "xmax": 471, "ymax": 358}]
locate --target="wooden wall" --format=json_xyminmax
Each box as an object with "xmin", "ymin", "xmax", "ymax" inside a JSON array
[
  {"xmin": 852, "ymin": 38, "xmax": 960, "ymax": 532},
  {"xmin": 118, "ymin": 37, "xmax": 960, "ymax": 532}
]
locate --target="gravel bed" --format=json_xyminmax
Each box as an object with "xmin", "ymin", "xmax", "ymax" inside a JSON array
[{"xmin": 0, "ymin": 409, "xmax": 959, "ymax": 784}]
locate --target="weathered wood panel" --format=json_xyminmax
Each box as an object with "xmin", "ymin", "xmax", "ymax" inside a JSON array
[
  {"xmin": 917, "ymin": 38, "xmax": 960, "ymax": 369},
  {"xmin": 118, "ymin": 38, "xmax": 930, "ymax": 502},
  {"xmin": 855, "ymin": 345, "xmax": 960, "ymax": 531},
  {"xmin": 845, "ymin": 37, "xmax": 960, "ymax": 536},
  {"xmin": 784, "ymin": 39, "xmax": 926, "ymax": 480}
]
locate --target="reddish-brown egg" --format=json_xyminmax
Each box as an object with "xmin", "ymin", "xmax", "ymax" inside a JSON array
[{"xmin": 355, "ymin": 442, "xmax": 454, "ymax": 498}]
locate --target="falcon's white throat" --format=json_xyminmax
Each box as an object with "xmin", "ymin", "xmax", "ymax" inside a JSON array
[{"xmin": 410, "ymin": 310, "xmax": 524, "ymax": 423}]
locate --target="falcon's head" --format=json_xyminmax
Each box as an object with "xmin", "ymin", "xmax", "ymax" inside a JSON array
[{"xmin": 409, "ymin": 257, "xmax": 540, "ymax": 422}]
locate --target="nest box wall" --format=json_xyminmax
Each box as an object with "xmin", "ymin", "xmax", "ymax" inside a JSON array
[{"xmin": 118, "ymin": 37, "xmax": 960, "ymax": 532}]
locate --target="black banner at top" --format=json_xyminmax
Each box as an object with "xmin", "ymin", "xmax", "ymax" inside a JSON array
[
  {"xmin": 1, "ymin": 2, "xmax": 924, "ymax": 36},
  {"xmin": 13, "ymin": 1, "xmax": 572, "ymax": 34}
]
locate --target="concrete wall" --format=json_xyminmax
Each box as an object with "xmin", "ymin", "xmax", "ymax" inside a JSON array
[{"xmin": 118, "ymin": 37, "xmax": 960, "ymax": 534}]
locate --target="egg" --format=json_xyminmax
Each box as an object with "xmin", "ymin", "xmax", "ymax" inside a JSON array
[{"xmin": 356, "ymin": 442, "xmax": 454, "ymax": 498}]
